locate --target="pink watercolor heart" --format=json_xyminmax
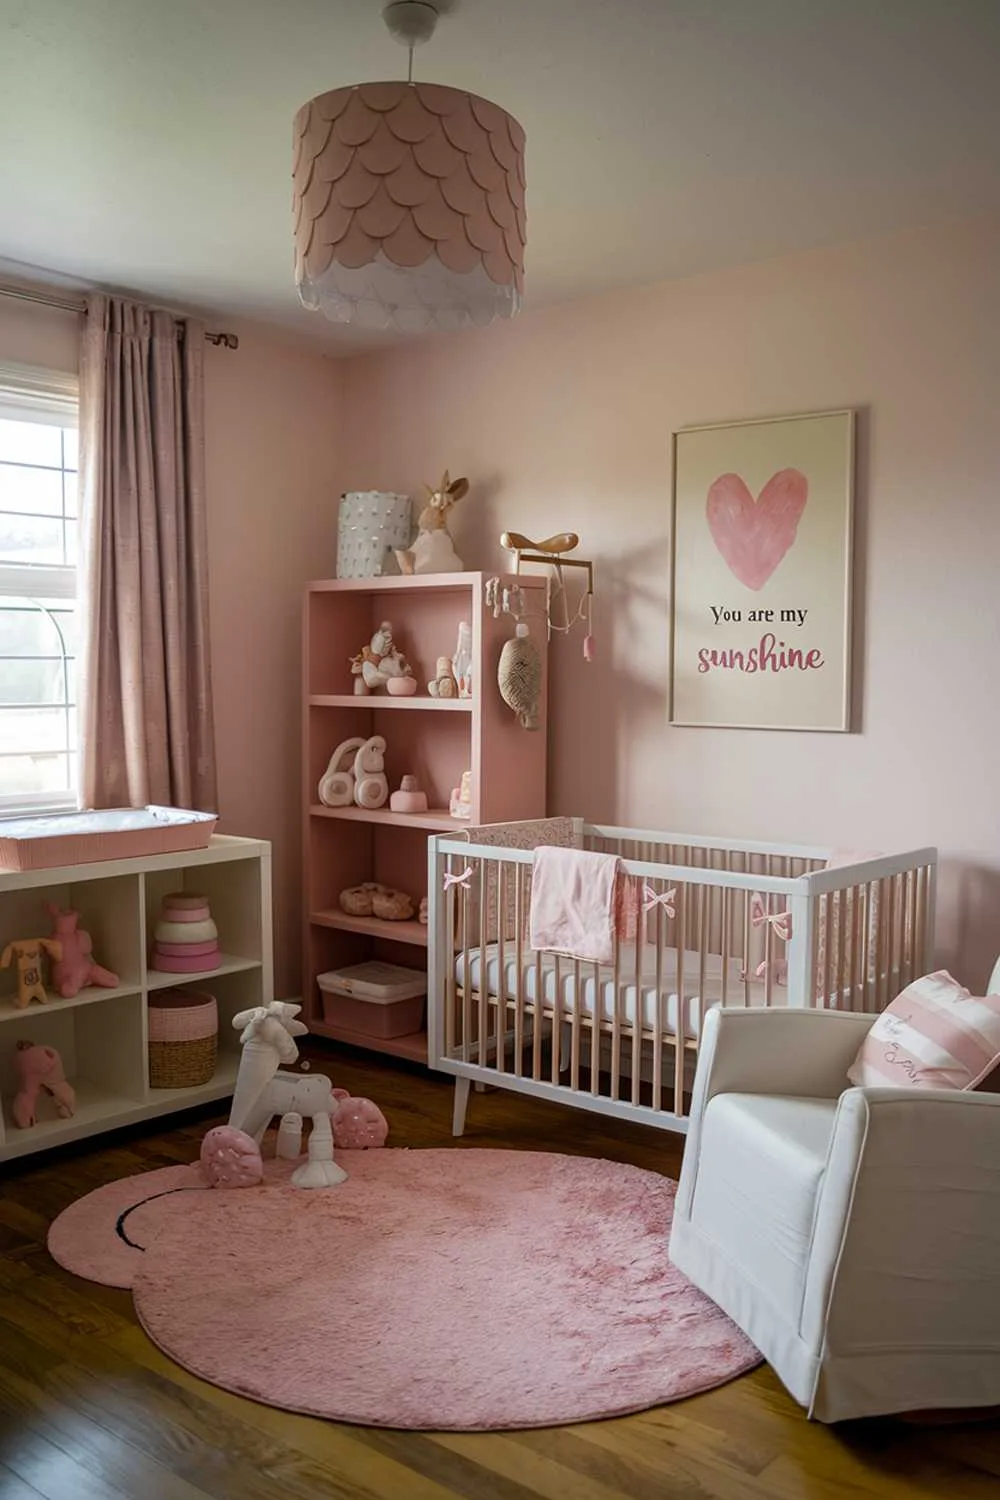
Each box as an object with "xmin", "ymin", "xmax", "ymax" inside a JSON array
[{"xmin": 706, "ymin": 468, "xmax": 808, "ymax": 591}]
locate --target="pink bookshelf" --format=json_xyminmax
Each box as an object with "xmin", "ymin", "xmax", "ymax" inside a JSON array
[{"xmin": 302, "ymin": 571, "xmax": 548, "ymax": 1063}]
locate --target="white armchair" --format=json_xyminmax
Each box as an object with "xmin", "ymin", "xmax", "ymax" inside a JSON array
[{"xmin": 669, "ymin": 998, "xmax": 1000, "ymax": 1422}]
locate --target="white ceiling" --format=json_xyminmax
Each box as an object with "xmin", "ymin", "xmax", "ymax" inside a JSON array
[{"xmin": 1, "ymin": 0, "xmax": 998, "ymax": 353}]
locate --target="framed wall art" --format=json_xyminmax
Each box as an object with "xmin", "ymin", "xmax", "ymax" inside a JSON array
[{"xmin": 669, "ymin": 408, "xmax": 855, "ymax": 731}]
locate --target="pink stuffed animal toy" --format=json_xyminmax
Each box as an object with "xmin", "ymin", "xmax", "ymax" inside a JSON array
[
  {"xmin": 200, "ymin": 1125, "xmax": 264, "ymax": 1188},
  {"xmin": 45, "ymin": 904, "xmax": 119, "ymax": 998},
  {"xmin": 13, "ymin": 1041, "xmax": 76, "ymax": 1128},
  {"xmin": 331, "ymin": 1088, "xmax": 389, "ymax": 1149}
]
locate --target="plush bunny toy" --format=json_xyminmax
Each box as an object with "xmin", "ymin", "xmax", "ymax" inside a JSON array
[{"xmin": 395, "ymin": 472, "xmax": 469, "ymax": 575}]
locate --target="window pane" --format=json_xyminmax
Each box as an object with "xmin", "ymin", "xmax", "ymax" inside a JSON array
[
  {"xmin": 64, "ymin": 517, "xmax": 77, "ymax": 564},
  {"xmin": 62, "ymin": 428, "xmax": 79, "ymax": 468},
  {"xmin": 0, "ymin": 512, "xmax": 64, "ymax": 564},
  {"xmin": 0, "ymin": 750, "xmax": 70, "ymax": 796},
  {"xmin": 0, "ymin": 419, "xmax": 62, "ymax": 467},
  {"xmin": 0, "ymin": 705, "xmax": 69, "ymax": 752},
  {"xmin": 0, "ymin": 656, "xmax": 68, "ymax": 706},
  {"xmin": 0, "ymin": 600, "xmax": 70, "ymax": 655},
  {"xmin": 0, "ymin": 463, "xmax": 64, "ymax": 517}
]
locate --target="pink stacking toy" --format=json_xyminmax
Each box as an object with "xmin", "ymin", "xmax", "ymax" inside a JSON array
[{"xmin": 150, "ymin": 891, "xmax": 221, "ymax": 974}]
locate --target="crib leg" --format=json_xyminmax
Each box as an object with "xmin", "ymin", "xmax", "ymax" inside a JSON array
[{"xmin": 452, "ymin": 1076, "xmax": 471, "ymax": 1137}]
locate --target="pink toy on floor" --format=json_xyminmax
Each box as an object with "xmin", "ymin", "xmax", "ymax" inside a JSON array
[
  {"xmin": 331, "ymin": 1088, "xmax": 389, "ymax": 1149},
  {"xmin": 200, "ymin": 1125, "xmax": 264, "ymax": 1188},
  {"xmin": 13, "ymin": 1040, "xmax": 76, "ymax": 1128},
  {"xmin": 45, "ymin": 903, "xmax": 120, "ymax": 998}
]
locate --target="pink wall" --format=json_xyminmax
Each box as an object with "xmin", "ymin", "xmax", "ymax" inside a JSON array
[
  {"xmin": 0, "ymin": 300, "xmax": 342, "ymax": 995},
  {"xmin": 340, "ymin": 217, "xmax": 1000, "ymax": 989}
]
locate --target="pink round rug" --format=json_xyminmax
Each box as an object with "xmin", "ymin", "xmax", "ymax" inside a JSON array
[{"xmin": 48, "ymin": 1148, "xmax": 759, "ymax": 1429}]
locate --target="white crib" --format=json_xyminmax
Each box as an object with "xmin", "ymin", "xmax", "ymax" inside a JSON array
[{"xmin": 427, "ymin": 821, "xmax": 937, "ymax": 1136}]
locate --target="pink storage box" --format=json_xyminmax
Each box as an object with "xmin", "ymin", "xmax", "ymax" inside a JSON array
[
  {"xmin": 317, "ymin": 961, "xmax": 426, "ymax": 1039},
  {"xmin": 0, "ymin": 806, "xmax": 217, "ymax": 872}
]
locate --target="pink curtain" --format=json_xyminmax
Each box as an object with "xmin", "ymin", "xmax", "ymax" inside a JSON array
[{"xmin": 78, "ymin": 294, "xmax": 217, "ymax": 811}]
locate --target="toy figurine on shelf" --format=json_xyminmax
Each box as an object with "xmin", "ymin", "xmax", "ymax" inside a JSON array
[
  {"xmin": 452, "ymin": 620, "xmax": 473, "ymax": 698},
  {"xmin": 45, "ymin": 904, "xmax": 119, "ymax": 999},
  {"xmin": 349, "ymin": 622, "xmax": 415, "ymax": 695},
  {"xmin": 427, "ymin": 655, "xmax": 457, "ymax": 698},
  {"xmin": 339, "ymin": 883, "xmax": 416, "ymax": 921},
  {"xmin": 0, "ymin": 936, "xmax": 62, "ymax": 1009},
  {"xmin": 389, "ymin": 774, "xmax": 429, "ymax": 814},
  {"xmin": 449, "ymin": 771, "xmax": 473, "ymax": 820},
  {"xmin": 394, "ymin": 472, "xmax": 469, "ymax": 576}
]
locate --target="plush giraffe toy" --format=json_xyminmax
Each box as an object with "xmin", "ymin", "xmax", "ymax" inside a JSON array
[{"xmin": 0, "ymin": 937, "xmax": 62, "ymax": 1009}]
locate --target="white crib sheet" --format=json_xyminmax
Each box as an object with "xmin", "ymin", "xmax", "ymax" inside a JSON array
[{"xmin": 454, "ymin": 944, "xmax": 768, "ymax": 1040}]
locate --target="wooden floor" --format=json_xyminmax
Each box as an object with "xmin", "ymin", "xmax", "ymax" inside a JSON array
[{"xmin": 1, "ymin": 1047, "xmax": 998, "ymax": 1500}]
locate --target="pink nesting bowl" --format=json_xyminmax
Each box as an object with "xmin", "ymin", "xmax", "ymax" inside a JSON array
[{"xmin": 385, "ymin": 676, "xmax": 417, "ymax": 696}]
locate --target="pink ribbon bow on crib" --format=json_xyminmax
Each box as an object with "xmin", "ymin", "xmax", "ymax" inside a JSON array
[
  {"xmin": 746, "ymin": 893, "xmax": 792, "ymax": 984},
  {"xmin": 643, "ymin": 884, "xmax": 676, "ymax": 917},
  {"xmin": 750, "ymin": 893, "xmax": 793, "ymax": 942},
  {"xmin": 443, "ymin": 866, "xmax": 474, "ymax": 893}
]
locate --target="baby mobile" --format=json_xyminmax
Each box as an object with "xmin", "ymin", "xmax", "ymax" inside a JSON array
[{"xmin": 487, "ymin": 530, "xmax": 596, "ymax": 730}]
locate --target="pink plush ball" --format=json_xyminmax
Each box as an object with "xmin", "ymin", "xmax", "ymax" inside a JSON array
[
  {"xmin": 200, "ymin": 1125, "xmax": 263, "ymax": 1188},
  {"xmin": 333, "ymin": 1095, "xmax": 389, "ymax": 1150}
]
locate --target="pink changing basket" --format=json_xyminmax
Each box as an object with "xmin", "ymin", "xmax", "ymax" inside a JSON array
[{"xmin": 0, "ymin": 806, "xmax": 217, "ymax": 872}]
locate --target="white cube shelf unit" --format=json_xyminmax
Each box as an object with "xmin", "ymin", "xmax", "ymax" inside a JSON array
[{"xmin": 0, "ymin": 834, "xmax": 272, "ymax": 1162}]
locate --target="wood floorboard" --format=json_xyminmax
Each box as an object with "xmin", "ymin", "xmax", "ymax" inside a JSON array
[{"xmin": 0, "ymin": 1042, "xmax": 996, "ymax": 1499}]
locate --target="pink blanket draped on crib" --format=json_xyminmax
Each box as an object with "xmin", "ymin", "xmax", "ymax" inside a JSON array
[{"xmin": 529, "ymin": 846, "xmax": 637, "ymax": 965}]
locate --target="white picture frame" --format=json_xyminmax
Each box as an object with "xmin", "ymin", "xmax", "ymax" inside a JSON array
[{"xmin": 669, "ymin": 408, "xmax": 855, "ymax": 731}]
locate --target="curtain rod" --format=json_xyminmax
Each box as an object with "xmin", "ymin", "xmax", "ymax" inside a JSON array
[{"xmin": 0, "ymin": 282, "xmax": 240, "ymax": 350}]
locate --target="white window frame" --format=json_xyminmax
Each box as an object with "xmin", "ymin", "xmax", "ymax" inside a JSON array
[{"xmin": 0, "ymin": 362, "xmax": 80, "ymax": 819}]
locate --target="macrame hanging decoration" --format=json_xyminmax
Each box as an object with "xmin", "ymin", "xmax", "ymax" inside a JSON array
[{"xmin": 497, "ymin": 622, "xmax": 543, "ymax": 730}]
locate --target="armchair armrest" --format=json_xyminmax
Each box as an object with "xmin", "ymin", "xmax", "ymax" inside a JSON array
[
  {"xmin": 801, "ymin": 1086, "xmax": 1000, "ymax": 1376},
  {"xmin": 693, "ymin": 1007, "xmax": 876, "ymax": 1109}
]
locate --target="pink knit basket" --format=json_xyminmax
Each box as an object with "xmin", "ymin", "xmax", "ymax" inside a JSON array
[{"xmin": 148, "ymin": 988, "xmax": 218, "ymax": 1088}]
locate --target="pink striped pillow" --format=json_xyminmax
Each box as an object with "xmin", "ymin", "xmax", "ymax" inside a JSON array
[{"xmin": 847, "ymin": 971, "xmax": 1000, "ymax": 1090}]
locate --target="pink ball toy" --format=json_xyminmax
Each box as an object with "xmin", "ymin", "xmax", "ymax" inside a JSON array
[
  {"xmin": 332, "ymin": 1091, "xmax": 389, "ymax": 1150},
  {"xmin": 200, "ymin": 1125, "xmax": 263, "ymax": 1188}
]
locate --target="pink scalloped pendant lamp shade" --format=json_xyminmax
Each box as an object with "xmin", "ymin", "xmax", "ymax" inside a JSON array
[{"xmin": 292, "ymin": 81, "xmax": 526, "ymax": 332}]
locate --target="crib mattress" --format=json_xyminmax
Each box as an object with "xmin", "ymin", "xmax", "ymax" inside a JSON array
[{"xmin": 454, "ymin": 944, "xmax": 768, "ymax": 1040}]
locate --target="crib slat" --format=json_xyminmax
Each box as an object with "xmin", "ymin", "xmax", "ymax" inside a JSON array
[
  {"xmin": 652, "ymin": 900, "xmax": 663, "ymax": 1112},
  {"xmin": 478, "ymin": 859, "xmax": 488, "ymax": 1070},
  {"xmin": 513, "ymin": 863, "xmax": 524, "ymax": 1077},
  {"xmin": 572, "ymin": 957, "xmax": 582, "ymax": 1092},
  {"xmin": 445, "ymin": 855, "xmax": 456, "ymax": 1059},
  {"xmin": 496, "ymin": 860, "xmax": 506, "ymax": 1074},
  {"xmin": 674, "ymin": 884, "xmax": 686, "ymax": 1113},
  {"xmin": 591, "ymin": 959, "xmax": 601, "ymax": 1096},
  {"xmin": 461, "ymin": 859, "xmax": 472, "ymax": 1062},
  {"xmin": 611, "ymin": 938, "xmax": 622, "ymax": 1102},
  {"xmin": 631, "ymin": 884, "xmax": 642, "ymax": 1107},
  {"xmin": 551, "ymin": 952, "xmax": 562, "ymax": 1085},
  {"xmin": 533, "ymin": 942, "xmax": 543, "ymax": 1082}
]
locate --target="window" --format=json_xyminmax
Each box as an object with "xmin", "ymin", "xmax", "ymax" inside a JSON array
[{"xmin": 0, "ymin": 363, "xmax": 80, "ymax": 815}]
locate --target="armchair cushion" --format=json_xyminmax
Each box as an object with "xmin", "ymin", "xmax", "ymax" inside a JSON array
[{"xmin": 847, "ymin": 970, "xmax": 1000, "ymax": 1090}]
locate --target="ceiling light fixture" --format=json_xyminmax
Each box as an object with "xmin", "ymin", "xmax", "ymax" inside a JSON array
[{"xmin": 292, "ymin": 1, "xmax": 526, "ymax": 332}]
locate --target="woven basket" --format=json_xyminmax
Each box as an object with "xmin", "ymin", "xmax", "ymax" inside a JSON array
[{"xmin": 148, "ymin": 988, "xmax": 218, "ymax": 1089}]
